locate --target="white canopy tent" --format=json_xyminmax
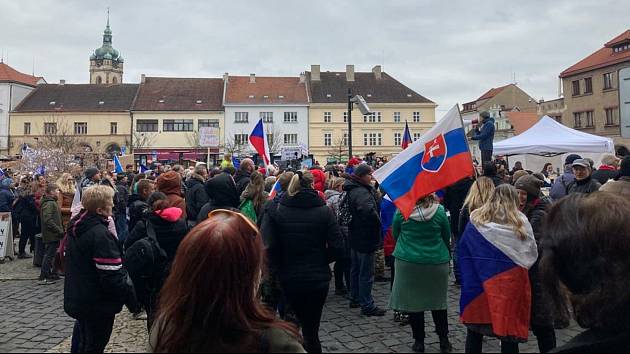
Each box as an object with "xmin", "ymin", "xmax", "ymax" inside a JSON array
[{"xmin": 494, "ymin": 116, "xmax": 615, "ymax": 156}]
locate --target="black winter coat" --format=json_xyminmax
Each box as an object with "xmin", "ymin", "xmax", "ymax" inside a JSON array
[
  {"xmin": 522, "ymin": 197, "xmax": 554, "ymax": 327},
  {"xmin": 14, "ymin": 193, "xmax": 38, "ymax": 223},
  {"xmin": 261, "ymin": 189, "xmax": 343, "ymax": 289},
  {"xmin": 115, "ymin": 183, "xmax": 129, "ymax": 217},
  {"xmin": 444, "ymin": 178, "xmax": 473, "ymax": 239},
  {"xmin": 551, "ymin": 329, "xmax": 630, "ymax": 353},
  {"xmin": 343, "ymin": 178, "xmax": 382, "ymax": 253},
  {"xmin": 234, "ymin": 170, "xmax": 252, "ymax": 197},
  {"xmin": 127, "ymin": 194, "xmax": 149, "ymax": 233},
  {"xmin": 567, "ymin": 176, "xmax": 601, "ymax": 195},
  {"xmin": 64, "ymin": 212, "xmax": 137, "ymax": 319},
  {"xmin": 592, "ymin": 168, "xmax": 618, "ymax": 185},
  {"xmin": 197, "ymin": 172, "xmax": 240, "ymax": 224},
  {"xmin": 185, "ymin": 174, "xmax": 209, "ymax": 222}
]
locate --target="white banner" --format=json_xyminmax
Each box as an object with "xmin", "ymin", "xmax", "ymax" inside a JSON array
[
  {"xmin": 199, "ymin": 127, "xmax": 220, "ymax": 148},
  {"xmin": 0, "ymin": 213, "xmax": 14, "ymax": 259}
]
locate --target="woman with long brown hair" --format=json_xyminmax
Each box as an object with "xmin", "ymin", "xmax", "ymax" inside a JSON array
[
  {"xmin": 240, "ymin": 171, "xmax": 268, "ymax": 223},
  {"xmin": 151, "ymin": 210, "xmax": 304, "ymax": 353},
  {"xmin": 56, "ymin": 173, "xmax": 77, "ymax": 228}
]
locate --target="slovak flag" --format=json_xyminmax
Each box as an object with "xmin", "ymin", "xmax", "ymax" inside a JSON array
[
  {"xmin": 268, "ymin": 180, "xmax": 282, "ymax": 200},
  {"xmin": 374, "ymin": 105, "xmax": 474, "ymax": 219},
  {"xmin": 402, "ymin": 121, "xmax": 413, "ymax": 150},
  {"xmin": 459, "ymin": 218, "xmax": 538, "ymax": 340},
  {"xmin": 249, "ymin": 119, "xmax": 271, "ymax": 166}
]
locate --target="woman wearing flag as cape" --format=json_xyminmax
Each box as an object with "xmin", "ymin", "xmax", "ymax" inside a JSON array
[{"xmin": 458, "ymin": 184, "xmax": 538, "ymax": 353}]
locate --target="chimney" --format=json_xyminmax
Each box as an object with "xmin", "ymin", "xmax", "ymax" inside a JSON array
[
  {"xmin": 299, "ymin": 72, "xmax": 306, "ymax": 84},
  {"xmin": 372, "ymin": 65, "xmax": 382, "ymax": 80},
  {"xmin": 311, "ymin": 65, "xmax": 320, "ymax": 81},
  {"xmin": 346, "ymin": 65, "xmax": 355, "ymax": 82},
  {"xmin": 140, "ymin": 74, "xmax": 146, "ymax": 84},
  {"xmin": 249, "ymin": 74, "xmax": 256, "ymax": 84},
  {"xmin": 223, "ymin": 72, "xmax": 229, "ymax": 81},
  {"xmin": 59, "ymin": 79, "xmax": 65, "ymax": 85}
]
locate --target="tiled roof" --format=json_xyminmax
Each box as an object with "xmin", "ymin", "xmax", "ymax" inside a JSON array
[
  {"xmin": 0, "ymin": 63, "xmax": 44, "ymax": 87},
  {"xmin": 307, "ymin": 72, "xmax": 434, "ymax": 104},
  {"xmin": 477, "ymin": 84, "xmax": 512, "ymax": 101},
  {"xmin": 133, "ymin": 77, "xmax": 224, "ymax": 111},
  {"xmin": 506, "ymin": 112, "xmax": 540, "ymax": 135},
  {"xmin": 13, "ymin": 84, "xmax": 139, "ymax": 112},
  {"xmin": 561, "ymin": 30, "xmax": 630, "ymax": 78},
  {"xmin": 224, "ymin": 76, "xmax": 308, "ymax": 105}
]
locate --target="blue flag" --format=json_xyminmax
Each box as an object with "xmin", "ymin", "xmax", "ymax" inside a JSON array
[
  {"xmin": 36, "ymin": 165, "xmax": 46, "ymax": 176},
  {"xmin": 113, "ymin": 155, "xmax": 124, "ymax": 173},
  {"xmin": 139, "ymin": 164, "xmax": 149, "ymax": 174}
]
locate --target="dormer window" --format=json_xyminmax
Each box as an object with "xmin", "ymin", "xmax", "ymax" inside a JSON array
[
  {"xmin": 278, "ymin": 95, "xmax": 285, "ymax": 99},
  {"xmin": 326, "ymin": 94, "xmax": 332, "ymax": 98},
  {"xmin": 196, "ymin": 100, "xmax": 203, "ymax": 104},
  {"xmin": 263, "ymin": 95, "xmax": 269, "ymax": 99},
  {"xmin": 98, "ymin": 101, "xmax": 105, "ymax": 105},
  {"xmin": 49, "ymin": 101, "xmax": 56, "ymax": 106},
  {"xmin": 613, "ymin": 43, "xmax": 630, "ymax": 53},
  {"xmin": 158, "ymin": 99, "xmax": 165, "ymax": 103},
  {"xmin": 249, "ymin": 95, "xmax": 255, "ymax": 99}
]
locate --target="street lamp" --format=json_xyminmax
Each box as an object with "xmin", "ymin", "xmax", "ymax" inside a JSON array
[{"xmin": 347, "ymin": 88, "xmax": 371, "ymax": 161}]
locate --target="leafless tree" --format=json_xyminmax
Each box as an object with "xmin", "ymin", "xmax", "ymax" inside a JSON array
[
  {"xmin": 132, "ymin": 132, "xmax": 158, "ymax": 151},
  {"xmin": 326, "ymin": 136, "xmax": 348, "ymax": 164},
  {"xmin": 265, "ymin": 124, "xmax": 284, "ymax": 156}
]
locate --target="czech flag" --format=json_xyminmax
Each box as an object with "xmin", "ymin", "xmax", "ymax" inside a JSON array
[
  {"xmin": 459, "ymin": 219, "xmax": 538, "ymax": 340},
  {"xmin": 249, "ymin": 119, "xmax": 271, "ymax": 167},
  {"xmin": 374, "ymin": 105, "xmax": 474, "ymax": 219},
  {"xmin": 268, "ymin": 180, "xmax": 282, "ymax": 200},
  {"xmin": 402, "ymin": 121, "xmax": 413, "ymax": 150}
]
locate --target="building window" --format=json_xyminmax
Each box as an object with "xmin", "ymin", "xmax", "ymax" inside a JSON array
[
  {"xmin": 585, "ymin": 111, "xmax": 594, "ymax": 127},
  {"xmin": 413, "ymin": 112, "xmax": 421, "ymax": 123},
  {"xmin": 555, "ymin": 116, "xmax": 563, "ymax": 124},
  {"xmin": 199, "ymin": 119, "xmax": 220, "ymax": 128},
  {"xmin": 110, "ymin": 122, "xmax": 118, "ymax": 135},
  {"xmin": 234, "ymin": 134, "xmax": 249, "ymax": 146},
  {"xmin": 24, "ymin": 122, "xmax": 31, "ymax": 135},
  {"xmin": 163, "ymin": 119, "xmax": 193, "ymax": 132},
  {"xmin": 413, "ymin": 133, "xmax": 422, "ymax": 141},
  {"xmin": 284, "ymin": 134, "xmax": 298, "ymax": 145},
  {"xmin": 324, "ymin": 112, "xmax": 332, "ymax": 123},
  {"xmin": 74, "ymin": 122, "xmax": 87, "ymax": 135},
  {"xmin": 260, "ymin": 112, "xmax": 274, "ymax": 124},
  {"xmin": 584, "ymin": 78, "xmax": 593, "ymax": 94},
  {"xmin": 324, "ymin": 133, "xmax": 332, "ymax": 146},
  {"xmin": 343, "ymin": 112, "xmax": 348, "ymax": 123},
  {"xmin": 394, "ymin": 133, "xmax": 402, "ymax": 146},
  {"xmin": 44, "ymin": 123, "xmax": 57, "ymax": 135},
  {"xmin": 573, "ymin": 112, "xmax": 583, "ymax": 128},
  {"xmin": 284, "ymin": 112, "xmax": 298, "ymax": 123},
  {"xmin": 605, "ymin": 107, "xmax": 619, "ymax": 126},
  {"xmin": 235, "ymin": 112, "xmax": 249, "ymax": 124},
  {"xmin": 363, "ymin": 133, "xmax": 382, "ymax": 146},
  {"xmin": 572, "ymin": 80, "xmax": 581, "ymax": 96},
  {"xmin": 394, "ymin": 112, "xmax": 401, "ymax": 123},
  {"xmin": 604, "ymin": 73, "xmax": 614, "ymax": 90},
  {"xmin": 137, "ymin": 120, "xmax": 158, "ymax": 132},
  {"xmin": 364, "ymin": 112, "xmax": 381, "ymax": 123}
]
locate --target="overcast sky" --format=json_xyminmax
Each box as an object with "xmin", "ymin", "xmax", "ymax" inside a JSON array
[{"xmin": 1, "ymin": 0, "xmax": 628, "ymax": 114}]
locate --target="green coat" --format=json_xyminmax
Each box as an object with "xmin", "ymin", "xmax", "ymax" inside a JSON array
[
  {"xmin": 41, "ymin": 195, "xmax": 64, "ymax": 243},
  {"xmin": 392, "ymin": 204, "xmax": 451, "ymax": 265}
]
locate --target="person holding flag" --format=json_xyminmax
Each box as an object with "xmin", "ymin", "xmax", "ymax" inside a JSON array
[{"xmin": 249, "ymin": 118, "xmax": 271, "ymax": 168}]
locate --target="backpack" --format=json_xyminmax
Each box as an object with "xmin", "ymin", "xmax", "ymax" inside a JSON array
[
  {"xmin": 337, "ymin": 192, "xmax": 353, "ymax": 227},
  {"xmin": 124, "ymin": 222, "xmax": 168, "ymax": 281},
  {"xmin": 239, "ymin": 199, "xmax": 258, "ymax": 224}
]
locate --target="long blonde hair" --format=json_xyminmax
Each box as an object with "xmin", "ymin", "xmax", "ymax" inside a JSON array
[
  {"xmin": 463, "ymin": 177, "xmax": 495, "ymax": 213},
  {"xmin": 288, "ymin": 171, "xmax": 314, "ymax": 197},
  {"xmin": 56, "ymin": 173, "xmax": 77, "ymax": 195},
  {"xmin": 471, "ymin": 184, "xmax": 528, "ymax": 240}
]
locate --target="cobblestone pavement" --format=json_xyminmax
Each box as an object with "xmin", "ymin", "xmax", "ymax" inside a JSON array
[{"xmin": 1, "ymin": 257, "xmax": 584, "ymax": 353}]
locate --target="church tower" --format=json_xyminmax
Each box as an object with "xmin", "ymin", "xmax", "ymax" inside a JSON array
[{"xmin": 90, "ymin": 10, "xmax": 124, "ymax": 84}]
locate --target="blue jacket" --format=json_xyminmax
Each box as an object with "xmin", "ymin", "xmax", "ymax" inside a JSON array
[
  {"xmin": 0, "ymin": 186, "xmax": 15, "ymax": 213},
  {"xmin": 550, "ymin": 170, "xmax": 575, "ymax": 201},
  {"xmin": 472, "ymin": 118, "xmax": 496, "ymax": 151}
]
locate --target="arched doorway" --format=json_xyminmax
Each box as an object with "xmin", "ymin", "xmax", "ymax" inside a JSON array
[{"xmin": 106, "ymin": 143, "xmax": 121, "ymax": 158}]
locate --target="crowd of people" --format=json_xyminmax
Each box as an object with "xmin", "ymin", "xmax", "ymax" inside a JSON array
[{"xmin": 0, "ymin": 147, "xmax": 628, "ymax": 353}]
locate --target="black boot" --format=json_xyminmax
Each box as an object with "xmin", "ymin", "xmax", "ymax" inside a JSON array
[
  {"xmin": 439, "ymin": 336, "xmax": 453, "ymax": 353},
  {"xmin": 412, "ymin": 340, "xmax": 425, "ymax": 353}
]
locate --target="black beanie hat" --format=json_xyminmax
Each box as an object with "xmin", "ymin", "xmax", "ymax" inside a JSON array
[
  {"xmin": 565, "ymin": 154, "xmax": 582, "ymax": 166},
  {"xmin": 515, "ymin": 175, "xmax": 544, "ymax": 198},
  {"xmin": 353, "ymin": 164, "xmax": 373, "ymax": 178},
  {"xmin": 85, "ymin": 167, "xmax": 99, "ymax": 180},
  {"xmin": 620, "ymin": 156, "xmax": 630, "ymax": 178}
]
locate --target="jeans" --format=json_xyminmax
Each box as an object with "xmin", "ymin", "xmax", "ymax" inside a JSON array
[
  {"xmin": 465, "ymin": 329, "xmax": 519, "ymax": 353},
  {"xmin": 532, "ymin": 325, "xmax": 557, "ymax": 353},
  {"xmin": 40, "ymin": 240, "xmax": 59, "ymax": 279},
  {"xmin": 72, "ymin": 315, "xmax": 115, "ymax": 353},
  {"xmin": 481, "ymin": 150, "xmax": 493, "ymax": 165},
  {"xmin": 350, "ymin": 250, "xmax": 376, "ymax": 312},
  {"xmin": 333, "ymin": 258, "xmax": 351, "ymax": 291},
  {"xmin": 114, "ymin": 214, "xmax": 128, "ymax": 244},
  {"xmin": 283, "ymin": 283, "xmax": 329, "ymax": 354},
  {"xmin": 408, "ymin": 310, "xmax": 449, "ymax": 340}
]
